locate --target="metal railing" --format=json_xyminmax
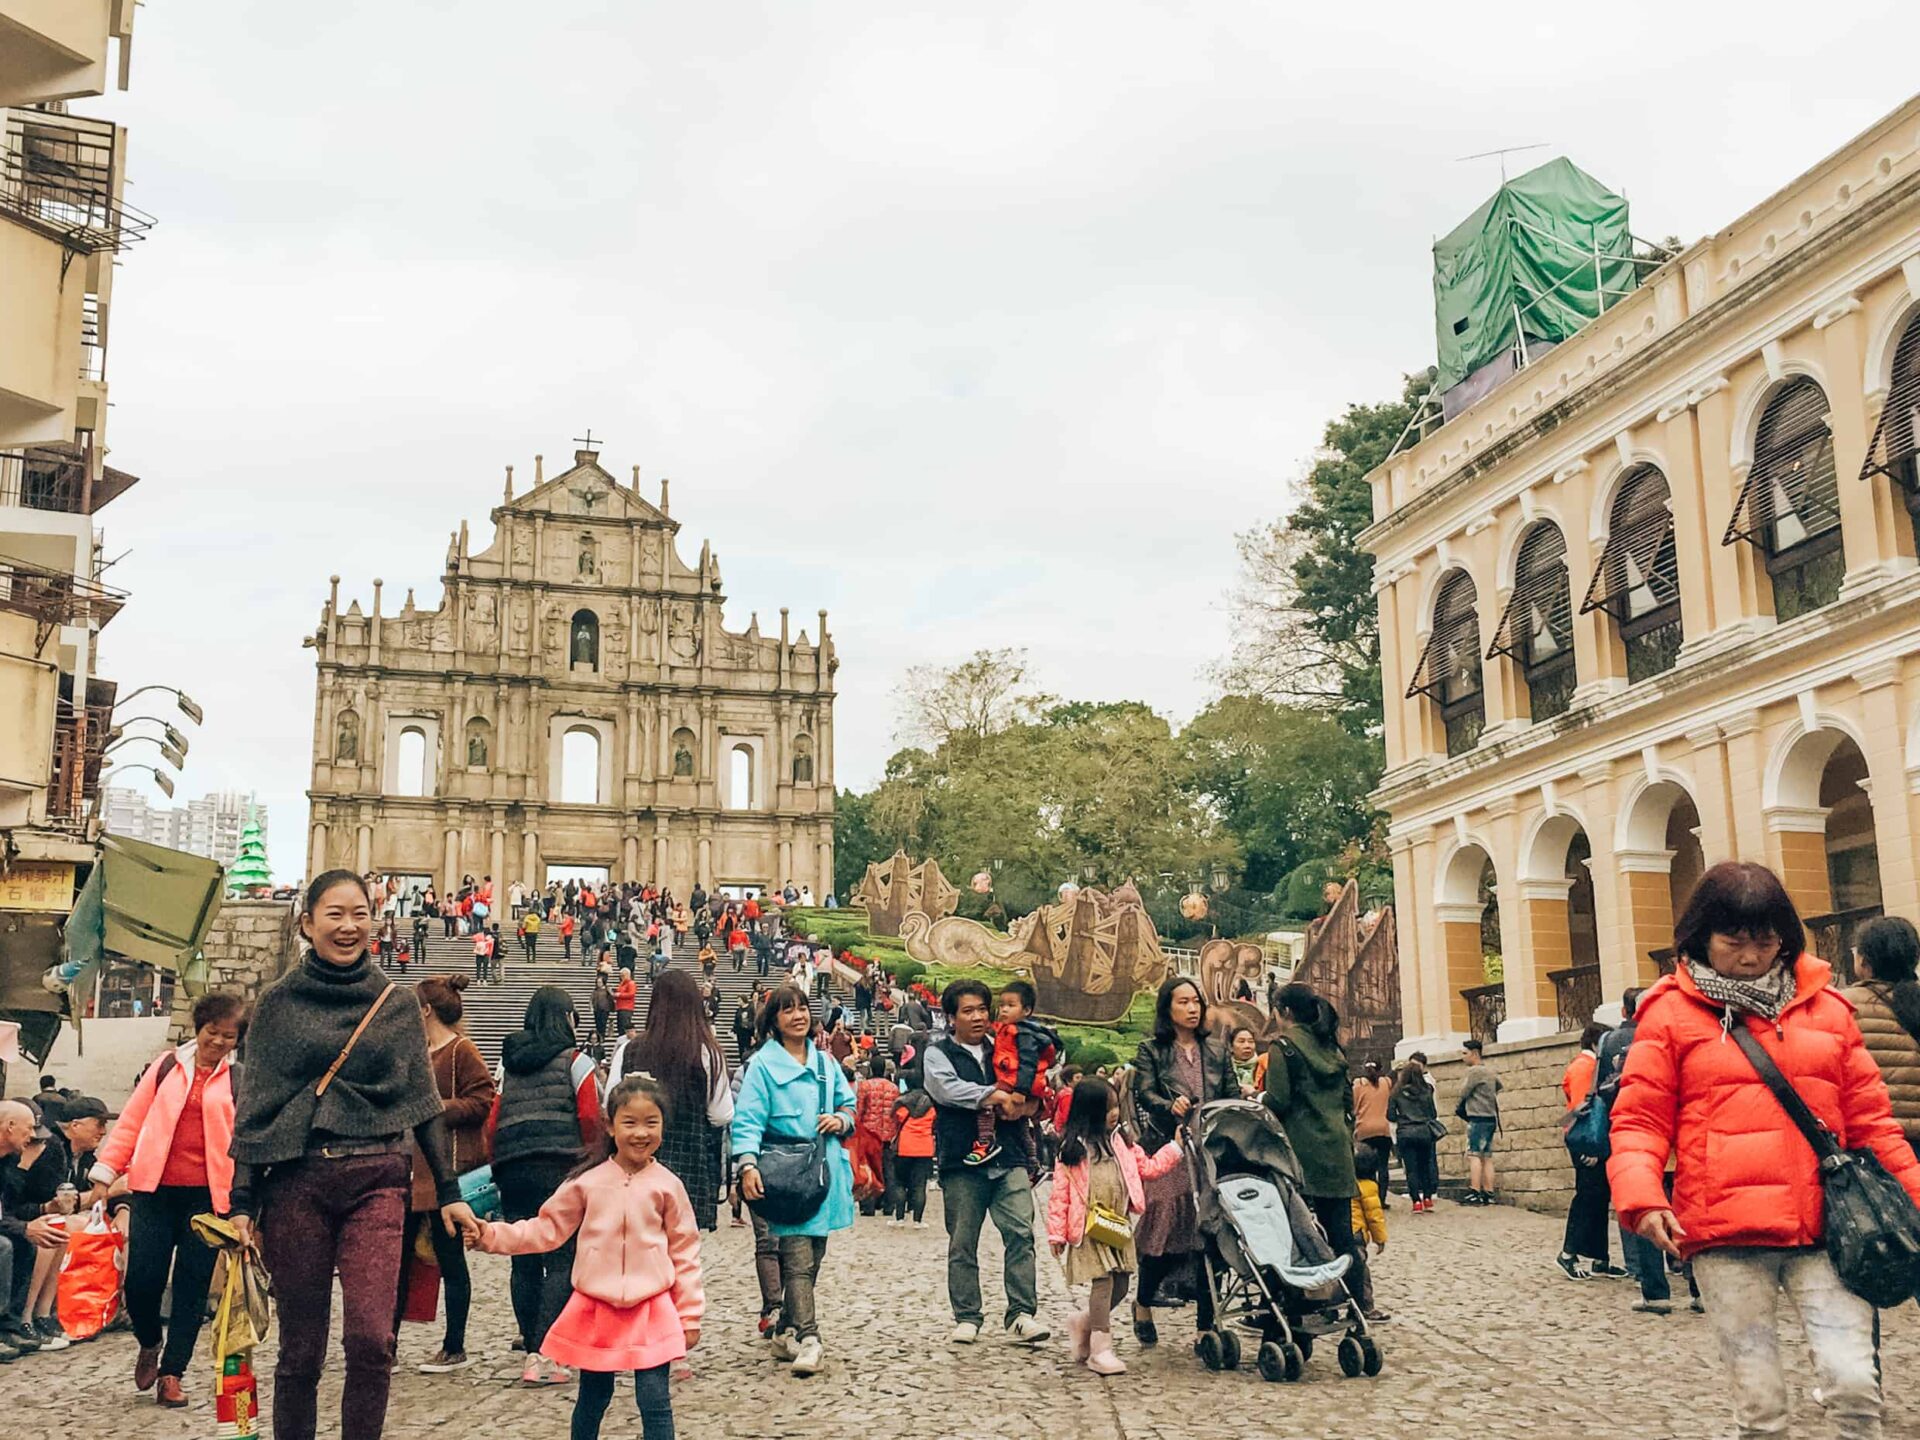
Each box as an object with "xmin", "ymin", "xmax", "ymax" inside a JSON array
[
  {"xmin": 1548, "ymin": 964, "xmax": 1603, "ymax": 1033},
  {"xmin": 1463, "ymin": 983, "xmax": 1506, "ymax": 1047},
  {"xmin": 1806, "ymin": 906, "xmax": 1882, "ymax": 988},
  {"xmin": 0, "ymin": 108, "xmax": 153, "ymax": 253},
  {"xmin": 0, "ymin": 552, "xmax": 127, "ymax": 638},
  {"xmin": 0, "ymin": 445, "xmax": 90, "ymax": 513}
]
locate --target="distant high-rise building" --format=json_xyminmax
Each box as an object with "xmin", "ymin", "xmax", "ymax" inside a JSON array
[{"xmin": 100, "ymin": 787, "xmax": 267, "ymax": 869}]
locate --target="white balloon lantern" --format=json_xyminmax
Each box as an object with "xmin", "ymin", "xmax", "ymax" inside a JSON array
[{"xmin": 971, "ymin": 871, "xmax": 993, "ymax": 894}]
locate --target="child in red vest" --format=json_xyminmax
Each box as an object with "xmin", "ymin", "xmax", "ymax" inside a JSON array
[{"xmin": 971, "ymin": 979, "xmax": 1060, "ymax": 1172}]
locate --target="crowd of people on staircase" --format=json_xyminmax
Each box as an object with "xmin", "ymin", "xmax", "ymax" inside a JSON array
[{"xmin": 11, "ymin": 857, "xmax": 1920, "ymax": 1439}]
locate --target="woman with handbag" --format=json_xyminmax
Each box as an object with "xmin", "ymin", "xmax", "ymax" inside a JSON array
[
  {"xmin": 1385, "ymin": 1054, "xmax": 1442, "ymax": 1214},
  {"xmin": 399, "ymin": 975, "xmax": 494, "ymax": 1374},
  {"xmin": 1128, "ymin": 976, "xmax": 1237, "ymax": 1348},
  {"xmin": 227, "ymin": 872, "xmax": 479, "ymax": 1440},
  {"xmin": 1045, "ymin": 1077, "xmax": 1182, "ymax": 1376},
  {"xmin": 730, "ymin": 983, "xmax": 855, "ymax": 1379},
  {"xmin": 1610, "ymin": 862, "xmax": 1920, "ymax": 1440}
]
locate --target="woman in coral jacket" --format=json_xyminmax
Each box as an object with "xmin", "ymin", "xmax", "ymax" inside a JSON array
[
  {"xmin": 86, "ymin": 993, "xmax": 246, "ymax": 1407},
  {"xmin": 1608, "ymin": 861, "xmax": 1920, "ymax": 1440}
]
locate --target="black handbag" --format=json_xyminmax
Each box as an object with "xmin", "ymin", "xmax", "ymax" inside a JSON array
[
  {"xmin": 747, "ymin": 1053, "xmax": 833, "ymax": 1227},
  {"xmin": 1730, "ymin": 1025, "xmax": 1920, "ymax": 1308}
]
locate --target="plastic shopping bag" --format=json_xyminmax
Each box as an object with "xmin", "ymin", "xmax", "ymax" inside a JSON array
[{"xmin": 55, "ymin": 1202, "xmax": 125, "ymax": 1340}]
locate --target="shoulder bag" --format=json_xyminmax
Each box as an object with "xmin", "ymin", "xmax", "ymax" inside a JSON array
[
  {"xmin": 748, "ymin": 1054, "xmax": 834, "ymax": 1226},
  {"xmin": 1731, "ymin": 1024, "xmax": 1920, "ymax": 1308}
]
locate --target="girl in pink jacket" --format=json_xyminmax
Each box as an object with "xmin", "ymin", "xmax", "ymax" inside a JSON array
[
  {"xmin": 466, "ymin": 1074, "xmax": 702, "ymax": 1440},
  {"xmin": 1045, "ymin": 1077, "xmax": 1182, "ymax": 1377}
]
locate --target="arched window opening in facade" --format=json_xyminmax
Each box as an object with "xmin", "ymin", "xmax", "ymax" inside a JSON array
[
  {"xmin": 1861, "ymin": 312, "xmax": 1920, "ymax": 549},
  {"xmin": 1820, "ymin": 737, "xmax": 1881, "ymax": 916},
  {"xmin": 1582, "ymin": 465, "xmax": 1682, "ymax": 682},
  {"xmin": 729, "ymin": 744, "xmax": 754, "ymax": 810},
  {"xmin": 1406, "ymin": 570, "xmax": 1484, "ymax": 757},
  {"xmin": 561, "ymin": 726, "xmax": 601, "ymax": 804},
  {"xmin": 1727, "ymin": 377, "xmax": 1843, "ymax": 621},
  {"xmin": 569, "ymin": 609, "xmax": 600, "ymax": 669},
  {"xmin": 1487, "ymin": 521, "xmax": 1575, "ymax": 723},
  {"xmin": 396, "ymin": 727, "xmax": 428, "ymax": 798}
]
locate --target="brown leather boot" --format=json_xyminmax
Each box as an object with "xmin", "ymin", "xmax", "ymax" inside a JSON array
[
  {"xmin": 134, "ymin": 1345, "xmax": 162, "ymax": 1392},
  {"xmin": 156, "ymin": 1375, "xmax": 188, "ymax": 1408}
]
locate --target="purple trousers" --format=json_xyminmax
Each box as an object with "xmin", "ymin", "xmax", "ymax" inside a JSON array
[{"xmin": 259, "ymin": 1152, "xmax": 410, "ymax": 1440}]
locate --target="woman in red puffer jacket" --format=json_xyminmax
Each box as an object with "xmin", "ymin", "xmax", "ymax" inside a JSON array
[{"xmin": 1609, "ymin": 862, "xmax": 1920, "ymax": 1440}]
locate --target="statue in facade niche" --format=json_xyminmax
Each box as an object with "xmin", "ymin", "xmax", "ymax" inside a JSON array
[
  {"xmin": 335, "ymin": 710, "xmax": 359, "ymax": 761},
  {"xmin": 792, "ymin": 738, "xmax": 814, "ymax": 783},
  {"xmin": 673, "ymin": 739, "xmax": 695, "ymax": 777},
  {"xmin": 572, "ymin": 618, "xmax": 598, "ymax": 668},
  {"xmin": 578, "ymin": 535, "xmax": 597, "ymax": 579},
  {"xmin": 467, "ymin": 728, "xmax": 488, "ymax": 768}
]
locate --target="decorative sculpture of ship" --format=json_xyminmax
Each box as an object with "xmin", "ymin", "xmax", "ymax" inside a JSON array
[{"xmin": 852, "ymin": 848, "xmax": 959, "ymax": 937}]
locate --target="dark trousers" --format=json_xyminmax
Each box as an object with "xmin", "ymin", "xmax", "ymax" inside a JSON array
[
  {"xmin": 575, "ymin": 1365, "xmax": 674, "ymax": 1440},
  {"xmin": 888, "ymin": 1155, "xmax": 930, "ymax": 1221},
  {"xmin": 1358, "ymin": 1136, "xmax": 1393, "ymax": 1201},
  {"xmin": 1396, "ymin": 1136, "xmax": 1439, "ymax": 1202},
  {"xmin": 125, "ymin": 1184, "xmax": 218, "ymax": 1379},
  {"xmin": 1139, "ymin": 1250, "xmax": 1216, "ymax": 1331},
  {"xmin": 591, "ymin": 1013, "xmax": 610, "ymax": 1061},
  {"xmin": 395, "ymin": 1207, "xmax": 473, "ymax": 1355},
  {"xmin": 1562, "ymin": 1159, "xmax": 1611, "ymax": 1263},
  {"xmin": 749, "ymin": 1208, "xmax": 782, "ymax": 1316},
  {"xmin": 1306, "ymin": 1193, "xmax": 1372, "ymax": 1316},
  {"xmin": 259, "ymin": 1153, "xmax": 409, "ymax": 1440},
  {"xmin": 615, "ymin": 1010, "xmax": 633, "ymax": 1036},
  {"xmin": 497, "ymin": 1158, "xmax": 576, "ymax": 1351},
  {"xmin": 0, "ymin": 1231, "xmax": 34, "ymax": 1324}
]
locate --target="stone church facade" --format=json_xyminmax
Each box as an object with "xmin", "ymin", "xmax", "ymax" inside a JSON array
[{"xmin": 304, "ymin": 444, "xmax": 836, "ymax": 897}]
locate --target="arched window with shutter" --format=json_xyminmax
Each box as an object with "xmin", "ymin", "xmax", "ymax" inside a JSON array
[
  {"xmin": 1582, "ymin": 465, "xmax": 1682, "ymax": 682},
  {"xmin": 1406, "ymin": 570, "xmax": 1484, "ymax": 757},
  {"xmin": 1861, "ymin": 311, "xmax": 1920, "ymax": 549},
  {"xmin": 1488, "ymin": 521, "xmax": 1575, "ymax": 722},
  {"xmin": 1725, "ymin": 377, "xmax": 1843, "ymax": 620}
]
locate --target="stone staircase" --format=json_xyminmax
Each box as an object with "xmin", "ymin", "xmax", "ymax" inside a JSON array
[{"xmin": 389, "ymin": 926, "xmax": 846, "ymax": 1070}]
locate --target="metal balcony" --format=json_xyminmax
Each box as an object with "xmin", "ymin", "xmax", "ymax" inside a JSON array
[
  {"xmin": 0, "ymin": 441, "xmax": 139, "ymax": 513},
  {"xmin": 0, "ymin": 108, "xmax": 153, "ymax": 253},
  {"xmin": 0, "ymin": 551, "xmax": 128, "ymax": 651}
]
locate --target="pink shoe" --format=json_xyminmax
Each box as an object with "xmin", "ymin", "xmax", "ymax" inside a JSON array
[
  {"xmin": 519, "ymin": 1358, "xmax": 544, "ymax": 1385},
  {"xmin": 1086, "ymin": 1333, "xmax": 1127, "ymax": 1376},
  {"xmin": 539, "ymin": 1358, "xmax": 573, "ymax": 1385},
  {"xmin": 1065, "ymin": 1309, "xmax": 1091, "ymax": 1364}
]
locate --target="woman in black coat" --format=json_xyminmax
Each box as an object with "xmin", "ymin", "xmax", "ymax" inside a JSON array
[{"xmin": 1129, "ymin": 976, "xmax": 1237, "ymax": 1349}]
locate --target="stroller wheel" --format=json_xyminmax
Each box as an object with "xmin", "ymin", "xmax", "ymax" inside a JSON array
[
  {"xmin": 1196, "ymin": 1331, "xmax": 1226, "ymax": 1372},
  {"xmin": 1337, "ymin": 1335, "xmax": 1365, "ymax": 1378},
  {"xmin": 1256, "ymin": 1341, "xmax": 1287, "ymax": 1383},
  {"xmin": 1218, "ymin": 1329, "xmax": 1242, "ymax": 1370},
  {"xmin": 1358, "ymin": 1335, "xmax": 1383, "ymax": 1377}
]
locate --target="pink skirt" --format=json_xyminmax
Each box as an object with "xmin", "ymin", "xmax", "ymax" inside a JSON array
[{"xmin": 540, "ymin": 1289, "xmax": 688, "ymax": 1373}]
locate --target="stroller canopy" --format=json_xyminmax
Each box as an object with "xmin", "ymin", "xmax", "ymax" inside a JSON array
[{"xmin": 1192, "ymin": 1099, "xmax": 1305, "ymax": 1190}]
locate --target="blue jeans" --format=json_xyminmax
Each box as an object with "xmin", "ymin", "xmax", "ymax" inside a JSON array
[
  {"xmin": 1466, "ymin": 1118, "xmax": 1497, "ymax": 1154},
  {"xmin": 574, "ymin": 1365, "xmax": 673, "ymax": 1440},
  {"xmin": 940, "ymin": 1165, "xmax": 1038, "ymax": 1327}
]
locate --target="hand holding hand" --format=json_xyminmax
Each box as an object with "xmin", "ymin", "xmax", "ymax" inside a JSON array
[
  {"xmin": 1636, "ymin": 1209, "xmax": 1687, "ymax": 1260},
  {"xmin": 740, "ymin": 1166, "xmax": 764, "ymax": 1202},
  {"xmin": 441, "ymin": 1201, "xmax": 481, "ymax": 1244}
]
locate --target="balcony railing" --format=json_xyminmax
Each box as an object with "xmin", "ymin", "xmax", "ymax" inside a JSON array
[
  {"xmin": 0, "ymin": 552, "xmax": 128, "ymax": 650},
  {"xmin": 0, "ymin": 108, "xmax": 154, "ymax": 254},
  {"xmin": 1463, "ymin": 983, "xmax": 1506, "ymax": 1047},
  {"xmin": 1548, "ymin": 964, "xmax": 1603, "ymax": 1033},
  {"xmin": 0, "ymin": 441, "xmax": 139, "ymax": 514}
]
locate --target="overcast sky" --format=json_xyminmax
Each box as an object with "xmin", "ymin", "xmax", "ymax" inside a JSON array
[{"xmin": 88, "ymin": 2, "xmax": 1920, "ymax": 879}]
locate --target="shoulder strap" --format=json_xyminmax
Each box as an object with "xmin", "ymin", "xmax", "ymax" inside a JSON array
[
  {"xmin": 315, "ymin": 983, "xmax": 398, "ymax": 1099},
  {"xmin": 154, "ymin": 1051, "xmax": 179, "ymax": 1087},
  {"xmin": 1728, "ymin": 1023, "xmax": 1840, "ymax": 1162}
]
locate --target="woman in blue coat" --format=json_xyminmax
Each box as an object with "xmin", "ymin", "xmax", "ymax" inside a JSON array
[{"xmin": 731, "ymin": 982, "xmax": 855, "ymax": 1377}]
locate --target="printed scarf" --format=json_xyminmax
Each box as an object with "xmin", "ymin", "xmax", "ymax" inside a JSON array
[{"xmin": 1685, "ymin": 957, "xmax": 1797, "ymax": 1025}]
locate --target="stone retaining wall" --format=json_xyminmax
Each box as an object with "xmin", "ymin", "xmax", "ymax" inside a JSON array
[
  {"xmin": 1426, "ymin": 1032, "xmax": 1582, "ymax": 1213},
  {"xmin": 169, "ymin": 897, "xmax": 298, "ymax": 1038}
]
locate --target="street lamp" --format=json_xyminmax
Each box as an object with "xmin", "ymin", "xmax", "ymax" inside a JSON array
[
  {"xmin": 103, "ymin": 733, "xmax": 187, "ymax": 770},
  {"xmin": 106, "ymin": 716, "xmax": 189, "ymax": 756},
  {"xmin": 112, "ymin": 685, "xmax": 204, "ymax": 727},
  {"xmin": 106, "ymin": 762, "xmax": 174, "ymax": 798}
]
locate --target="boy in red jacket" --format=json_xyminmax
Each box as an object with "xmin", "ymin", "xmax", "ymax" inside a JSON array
[{"xmin": 970, "ymin": 980, "xmax": 1059, "ymax": 1172}]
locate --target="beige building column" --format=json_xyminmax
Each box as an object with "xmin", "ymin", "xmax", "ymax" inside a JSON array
[
  {"xmin": 309, "ymin": 820, "xmax": 328, "ymax": 878},
  {"xmin": 816, "ymin": 825, "xmax": 833, "ymax": 899},
  {"xmin": 355, "ymin": 822, "xmax": 373, "ymax": 874},
  {"xmin": 1720, "ymin": 714, "xmax": 1770, "ymax": 857},
  {"xmin": 1693, "ymin": 384, "xmax": 1772, "ymax": 640},
  {"xmin": 1612, "ymin": 849, "xmax": 1674, "ymax": 991},
  {"xmin": 1387, "ymin": 836, "xmax": 1429, "ymax": 1046},
  {"xmin": 1682, "ymin": 726, "xmax": 1738, "ymax": 865},
  {"xmin": 777, "ymin": 822, "xmax": 794, "ymax": 886},
  {"xmin": 521, "ymin": 826, "xmax": 538, "ymax": 890},
  {"xmin": 1821, "ymin": 305, "xmax": 1903, "ymax": 585},
  {"xmin": 443, "ymin": 827, "xmax": 461, "ymax": 891},
  {"xmin": 1857, "ymin": 661, "xmax": 1919, "ymax": 916},
  {"xmin": 654, "ymin": 817, "xmax": 669, "ymax": 886},
  {"xmin": 489, "ymin": 811, "xmax": 507, "ymax": 890},
  {"xmin": 1657, "ymin": 414, "xmax": 1718, "ymax": 645},
  {"xmin": 697, "ymin": 826, "xmax": 713, "ymax": 891},
  {"xmin": 1434, "ymin": 902, "xmax": 1484, "ymax": 1035},
  {"xmin": 1508, "ymin": 879, "xmax": 1572, "ymax": 1039}
]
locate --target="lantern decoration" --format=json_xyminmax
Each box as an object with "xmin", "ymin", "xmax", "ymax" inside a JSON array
[
  {"xmin": 1180, "ymin": 892, "xmax": 1209, "ymax": 922},
  {"xmin": 971, "ymin": 871, "xmax": 993, "ymax": 895}
]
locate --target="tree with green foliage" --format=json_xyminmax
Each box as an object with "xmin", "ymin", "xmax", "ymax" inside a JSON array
[{"xmin": 1217, "ymin": 369, "xmax": 1432, "ymax": 734}]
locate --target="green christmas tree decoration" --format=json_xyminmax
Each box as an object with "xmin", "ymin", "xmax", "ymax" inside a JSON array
[{"xmin": 227, "ymin": 805, "xmax": 272, "ymax": 895}]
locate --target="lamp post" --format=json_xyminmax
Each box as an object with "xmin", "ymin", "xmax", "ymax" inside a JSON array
[
  {"xmin": 106, "ymin": 715, "xmax": 189, "ymax": 756},
  {"xmin": 104, "ymin": 761, "xmax": 174, "ymax": 799},
  {"xmin": 103, "ymin": 733, "xmax": 187, "ymax": 770},
  {"xmin": 112, "ymin": 686, "xmax": 204, "ymax": 727}
]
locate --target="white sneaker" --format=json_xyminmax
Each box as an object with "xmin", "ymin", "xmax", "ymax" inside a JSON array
[
  {"xmin": 885, "ymin": 1218, "xmax": 901, "ymax": 1228},
  {"xmin": 1006, "ymin": 1314, "xmax": 1051, "ymax": 1345},
  {"xmin": 519, "ymin": 1358, "xmax": 544, "ymax": 1385},
  {"xmin": 768, "ymin": 1330, "xmax": 799, "ymax": 1361},
  {"xmin": 790, "ymin": 1336, "xmax": 824, "ymax": 1376},
  {"xmin": 951, "ymin": 1320, "xmax": 981, "ymax": 1344},
  {"xmin": 915, "ymin": 1220, "xmax": 929, "ymax": 1229}
]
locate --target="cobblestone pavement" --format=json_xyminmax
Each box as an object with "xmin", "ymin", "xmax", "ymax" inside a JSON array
[{"xmin": 4, "ymin": 1193, "xmax": 1916, "ymax": 1439}]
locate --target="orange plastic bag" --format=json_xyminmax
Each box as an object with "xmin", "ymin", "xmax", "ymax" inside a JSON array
[{"xmin": 56, "ymin": 1203, "xmax": 125, "ymax": 1340}]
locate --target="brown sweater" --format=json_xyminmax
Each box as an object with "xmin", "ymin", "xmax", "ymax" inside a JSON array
[
  {"xmin": 411, "ymin": 1034, "xmax": 494, "ymax": 1212},
  {"xmin": 1841, "ymin": 983, "xmax": 1920, "ymax": 1148}
]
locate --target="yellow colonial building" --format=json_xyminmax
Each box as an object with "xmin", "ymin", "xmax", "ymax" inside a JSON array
[{"xmin": 1362, "ymin": 96, "xmax": 1920, "ymax": 1054}]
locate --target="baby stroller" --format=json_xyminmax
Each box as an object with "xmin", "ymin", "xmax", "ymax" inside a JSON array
[{"xmin": 1184, "ymin": 1098, "xmax": 1383, "ymax": 1383}]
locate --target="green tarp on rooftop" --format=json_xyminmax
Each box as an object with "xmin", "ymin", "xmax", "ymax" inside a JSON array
[{"xmin": 1433, "ymin": 156, "xmax": 1639, "ymax": 392}]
